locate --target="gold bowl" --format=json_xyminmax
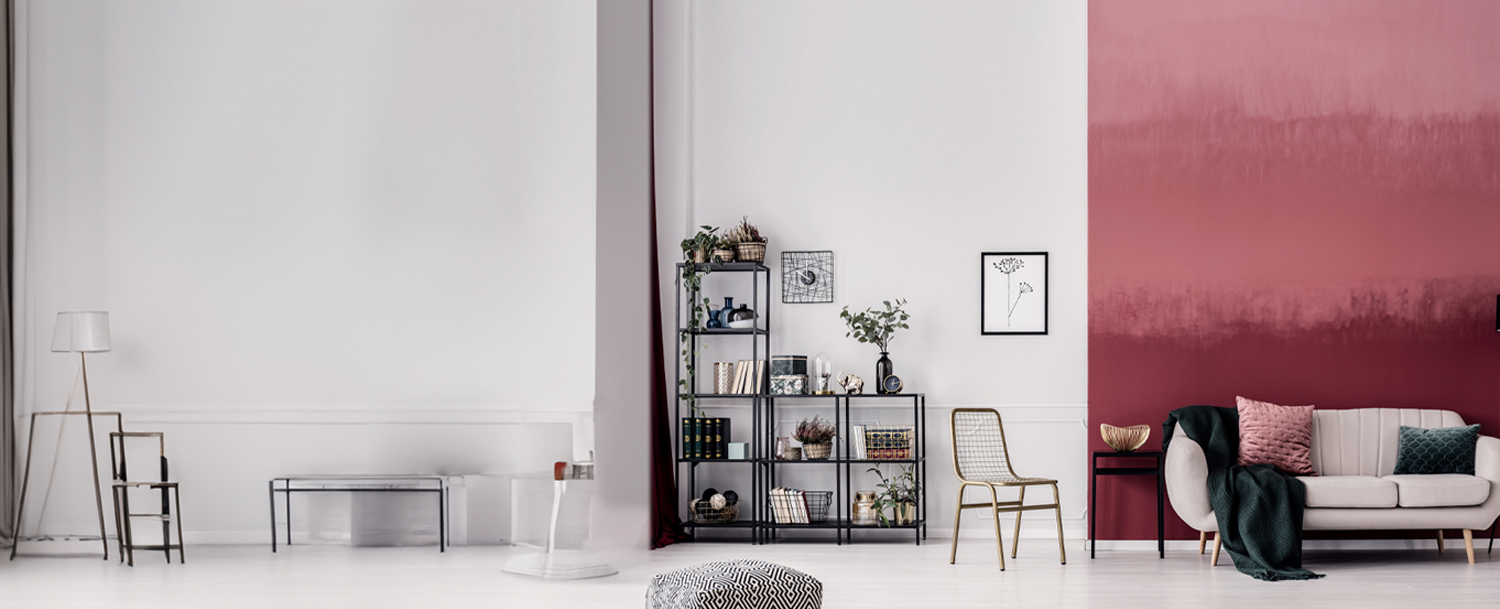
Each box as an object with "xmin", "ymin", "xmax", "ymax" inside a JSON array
[{"xmin": 1101, "ymin": 424, "xmax": 1151, "ymax": 452}]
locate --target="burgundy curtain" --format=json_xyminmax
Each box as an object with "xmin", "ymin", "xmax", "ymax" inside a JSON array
[{"xmin": 648, "ymin": 0, "xmax": 686, "ymax": 549}]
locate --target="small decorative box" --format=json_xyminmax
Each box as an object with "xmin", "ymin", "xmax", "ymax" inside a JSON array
[
  {"xmin": 770, "ymin": 355, "xmax": 808, "ymax": 377},
  {"xmin": 770, "ymin": 374, "xmax": 808, "ymax": 396},
  {"xmin": 727, "ymin": 442, "xmax": 750, "ymax": 460}
]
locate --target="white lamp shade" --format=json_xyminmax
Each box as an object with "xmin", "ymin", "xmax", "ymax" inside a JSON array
[{"xmin": 52, "ymin": 312, "xmax": 112, "ymax": 353}]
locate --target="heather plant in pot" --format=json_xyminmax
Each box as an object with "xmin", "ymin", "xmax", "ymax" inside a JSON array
[{"xmin": 794, "ymin": 416, "xmax": 836, "ymax": 460}]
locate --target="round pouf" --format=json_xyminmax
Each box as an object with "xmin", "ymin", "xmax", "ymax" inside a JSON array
[{"xmin": 646, "ymin": 559, "xmax": 823, "ymax": 609}]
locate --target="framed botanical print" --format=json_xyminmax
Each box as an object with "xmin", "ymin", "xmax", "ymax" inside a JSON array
[{"xmin": 981, "ymin": 252, "xmax": 1047, "ymax": 335}]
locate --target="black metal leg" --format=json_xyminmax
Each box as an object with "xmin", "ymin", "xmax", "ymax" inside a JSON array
[
  {"xmin": 285, "ymin": 483, "xmax": 292, "ymax": 546},
  {"xmin": 1090, "ymin": 457, "xmax": 1097, "ymax": 559},
  {"xmin": 1157, "ymin": 459, "xmax": 1165, "ymax": 559},
  {"xmin": 439, "ymin": 486, "xmax": 446, "ymax": 552},
  {"xmin": 269, "ymin": 480, "xmax": 277, "ymax": 552}
]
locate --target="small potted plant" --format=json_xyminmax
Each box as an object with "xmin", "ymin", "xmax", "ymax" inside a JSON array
[
  {"xmin": 867, "ymin": 464, "xmax": 921, "ymax": 527},
  {"xmin": 680, "ymin": 225, "xmax": 720, "ymax": 264},
  {"xmin": 711, "ymin": 236, "xmax": 736, "ymax": 264},
  {"xmin": 794, "ymin": 416, "xmax": 836, "ymax": 460},
  {"xmin": 840, "ymin": 299, "xmax": 911, "ymax": 394},
  {"xmin": 724, "ymin": 216, "xmax": 767, "ymax": 263}
]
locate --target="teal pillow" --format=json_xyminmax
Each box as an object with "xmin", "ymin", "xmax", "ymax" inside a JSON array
[{"xmin": 1393, "ymin": 425, "xmax": 1480, "ymax": 475}]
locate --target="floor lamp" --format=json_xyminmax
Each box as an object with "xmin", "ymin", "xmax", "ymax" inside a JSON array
[{"xmin": 10, "ymin": 312, "xmax": 113, "ymax": 560}]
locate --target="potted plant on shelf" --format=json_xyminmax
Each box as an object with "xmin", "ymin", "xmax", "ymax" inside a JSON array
[
  {"xmin": 678, "ymin": 225, "xmax": 720, "ymax": 412},
  {"xmin": 867, "ymin": 464, "xmax": 921, "ymax": 527},
  {"xmin": 680, "ymin": 225, "xmax": 720, "ymax": 264},
  {"xmin": 724, "ymin": 216, "xmax": 767, "ymax": 263},
  {"xmin": 794, "ymin": 416, "xmax": 836, "ymax": 460},
  {"xmin": 839, "ymin": 299, "xmax": 911, "ymax": 394},
  {"xmin": 711, "ymin": 235, "xmax": 736, "ymax": 264}
]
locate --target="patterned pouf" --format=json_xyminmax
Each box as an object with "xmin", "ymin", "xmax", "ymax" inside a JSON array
[{"xmin": 646, "ymin": 559, "xmax": 823, "ymax": 609}]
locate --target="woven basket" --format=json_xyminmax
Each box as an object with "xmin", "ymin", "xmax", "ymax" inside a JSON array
[
  {"xmin": 712, "ymin": 248, "xmax": 735, "ymax": 263},
  {"xmin": 802, "ymin": 442, "xmax": 832, "ymax": 460},
  {"xmin": 690, "ymin": 499, "xmax": 740, "ymax": 524},
  {"xmin": 735, "ymin": 241, "xmax": 767, "ymax": 263},
  {"xmin": 1101, "ymin": 423, "xmax": 1151, "ymax": 452}
]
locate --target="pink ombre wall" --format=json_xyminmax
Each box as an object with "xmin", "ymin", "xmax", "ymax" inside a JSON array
[{"xmin": 1089, "ymin": 0, "xmax": 1500, "ymax": 541}]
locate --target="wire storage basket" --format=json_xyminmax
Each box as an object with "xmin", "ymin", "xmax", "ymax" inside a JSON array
[
  {"xmin": 804, "ymin": 491, "xmax": 832, "ymax": 523},
  {"xmin": 690, "ymin": 499, "xmax": 739, "ymax": 524}
]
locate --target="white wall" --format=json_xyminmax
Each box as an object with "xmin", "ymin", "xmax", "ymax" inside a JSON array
[
  {"xmin": 14, "ymin": 0, "xmax": 595, "ymax": 542},
  {"xmin": 661, "ymin": 0, "xmax": 1090, "ymax": 538}
]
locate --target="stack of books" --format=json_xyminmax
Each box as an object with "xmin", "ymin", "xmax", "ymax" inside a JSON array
[
  {"xmin": 865, "ymin": 425, "xmax": 913, "ymax": 460},
  {"xmin": 680, "ymin": 417, "xmax": 733, "ymax": 459},
  {"xmin": 724, "ymin": 360, "xmax": 766, "ymax": 394},
  {"xmin": 769, "ymin": 487, "xmax": 811, "ymax": 524},
  {"xmin": 850, "ymin": 425, "xmax": 870, "ymax": 460}
]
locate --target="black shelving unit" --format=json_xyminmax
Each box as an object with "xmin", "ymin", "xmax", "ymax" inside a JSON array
[
  {"xmin": 674, "ymin": 262, "xmax": 770, "ymax": 543},
  {"xmin": 762, "ymin": 393, "xmax": 926, "ymax": 545},
  {"xmin": 672, "ymin": 261, "xmax": 927, "ymax": 545}
]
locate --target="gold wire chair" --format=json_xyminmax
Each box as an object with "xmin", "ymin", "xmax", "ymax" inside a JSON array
[{"xmin": 949, "ymin": 408, "xmax": 1065, "ymax": 570}]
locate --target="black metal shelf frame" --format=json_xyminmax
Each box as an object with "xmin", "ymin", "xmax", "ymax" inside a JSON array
[
  {"xmin": 762, "ymin": 393, "xmax": 927, "ymax": 546},
  {"xmin": 674, "ymin": 262, "xmax": 770, "ymax": 544}
]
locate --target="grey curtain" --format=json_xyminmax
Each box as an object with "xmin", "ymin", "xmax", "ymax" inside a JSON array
[{"xmin": 1, "ymin": 0, "xmax": 13, "ymax": 543}]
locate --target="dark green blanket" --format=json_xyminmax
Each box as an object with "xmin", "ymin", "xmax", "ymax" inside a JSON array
[{"xmin": 1163, "ymin": 406, "xmax": 1323, "ymax": 581}]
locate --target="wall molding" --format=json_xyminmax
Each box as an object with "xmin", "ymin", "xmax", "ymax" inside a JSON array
[{"xmin": 92, "ymin": 403, "xmax": 592, "ymax": 426}]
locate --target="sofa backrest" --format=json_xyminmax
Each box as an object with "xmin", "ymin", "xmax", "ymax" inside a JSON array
[{"xmin": 1310, "ymin": 408, "xmax": 1466, "ymax": 477}]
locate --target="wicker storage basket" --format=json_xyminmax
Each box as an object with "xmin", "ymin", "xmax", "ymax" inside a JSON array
[
  {"xmin": 802, "ymin": 441, "xmax": 832, "ymax": 460},
  {"xmin": 690, "ymin": 499, "xmax": 740, "ymax": 524},
  {"xmin": 735, "ymin": 241, "xmax": 767, "ymax": 263}
]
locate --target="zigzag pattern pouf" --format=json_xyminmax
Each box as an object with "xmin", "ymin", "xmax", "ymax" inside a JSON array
[{"xmin": 646, "ymin": 559, "xmax": 822, "ymax": 609}]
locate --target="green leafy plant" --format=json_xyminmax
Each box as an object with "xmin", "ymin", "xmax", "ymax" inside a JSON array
[
  {"xmin": 793, "ymin": 416, "xmax": 836, "ymax": 444},
  {"xmin": 867, "ymin": 464, "xmax": 921, "ymax": 527},
  {"xmin": 678, "ymin": 225, "xmax": 720, "ymax": 414},
  {"xmin": 840, "ymin": 298, "xmax": 911, "ymax": 353},
  {"xmin": 680, "ymin": 225, "xmax": 720, "ymax": 263},
  {"xmin": 723, "ymin": 216, "xmax": 766, "ymax": 245}
]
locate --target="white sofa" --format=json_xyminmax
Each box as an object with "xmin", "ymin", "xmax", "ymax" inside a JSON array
[{"xmin": 1165, "ymin": 408, "xmax": 1500, "ymax": 564}]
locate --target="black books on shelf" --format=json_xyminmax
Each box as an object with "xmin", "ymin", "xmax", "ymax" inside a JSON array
[{"xmin": 681, "ymin": 417, "xmax": 733, "ymax": 459}]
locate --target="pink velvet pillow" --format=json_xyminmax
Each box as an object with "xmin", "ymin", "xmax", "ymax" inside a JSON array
[{"xmin": 1236, "ymin": 396, "xmax": 1316, "ymax": 475}]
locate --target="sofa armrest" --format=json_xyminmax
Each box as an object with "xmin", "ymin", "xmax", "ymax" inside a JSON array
[
  {"xmin": 1164, "ymin": 423, "xmax": 1217, "ymax": 532},
  {"xmin": 1476, "ymin": 435, "xmax": 1500, "ymax": 485}
]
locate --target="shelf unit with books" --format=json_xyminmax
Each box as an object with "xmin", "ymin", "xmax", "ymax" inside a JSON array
[
  {"xmin": 674, "ymin": 262, "xmax": 770, "ymax": 543},
  {"xmin": 761, "ymin": 393, "xmax": 926, "ymax": 546}
]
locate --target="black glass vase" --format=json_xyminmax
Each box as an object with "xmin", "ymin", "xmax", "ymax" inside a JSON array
[{"xmin": 875, "ymin": 352, "xmax": 893, "ymax": 394}]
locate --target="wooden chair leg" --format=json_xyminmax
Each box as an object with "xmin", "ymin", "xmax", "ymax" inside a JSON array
[
  {"xmin": 1011, "ymin": 486, "xmax": 1025, "ymax": 559},
  {"xmin": 1211, "ymin": 532, "xmax": 1222, "ymax": 566},
  {"xmin": 1198, "ymin": 531, "xmax": 1207, "ymax": 554},
  {"xmin": 1437, "ymin": 530, "xmax": 1445, "ymax": 553},
  {"xmin": 1463, "ymin": 529, "xmax": 1474, "ymax": 564},
  {"xmin": 987, "ymin": 485, "xmax": 1006, "ymax": 571},
  {"xmin": 1051, "ymin": 483, "xmax": 1066, "ymax": 565},
  {"xmin": 950, "ymin": 486, "xmax": 965, "ymax": 564}
]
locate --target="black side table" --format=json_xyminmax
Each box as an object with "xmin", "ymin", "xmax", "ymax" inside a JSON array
[{"xmin": 1089, "ymin": 450, "xmax": 1164, "ymax": 559}]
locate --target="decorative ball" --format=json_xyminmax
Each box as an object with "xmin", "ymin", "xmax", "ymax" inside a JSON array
[
  {"xmin": 710, "ymin": 493, "xmax": 727, "ymax": 510},
  {"xmin": 723, "ymin": 490, "xmax": 739, "ymax": 504},
  {"xmin": 701, "ymin": 488, "xmax": 718, "ymax": 502}
]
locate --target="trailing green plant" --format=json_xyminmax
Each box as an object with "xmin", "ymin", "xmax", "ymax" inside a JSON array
[
  {"xmin": 867, "ymin": 464, "xmax": 922, "ymax": 527},
  {"xmin": 793, "ymin": 416, "xmax": 837, "ymax": 444},
  {"xmin": 678, "ymin": 226, "xmax": 719, "ymax": 415},
  {"xmin": 723, "ymin": 216, "xmax": 766, "ymax": 245},
  {"xmin": 680, "ymin": 225, "xmax": 721, "ymax": 263},
  {"xmin": 840, "ymin": 298, "xmax": 911, "ymax": 353}
]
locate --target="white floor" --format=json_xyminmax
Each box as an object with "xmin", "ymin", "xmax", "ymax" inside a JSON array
[{"xmin": 1, "ymin": 539, "xmax": 1497, "ymax": 608}]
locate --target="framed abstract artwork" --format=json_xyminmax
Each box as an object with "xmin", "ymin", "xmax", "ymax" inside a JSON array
[
  {"xmin": 981, "ymin": 252, "xmax": 1048, "ymax": 335},
  {"xmin": 781, "ymin": 251, "xmax": 834, "ymax": 304}
]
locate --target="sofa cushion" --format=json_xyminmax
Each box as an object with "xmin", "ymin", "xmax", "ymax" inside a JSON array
[
  {"xmin": 1296, "ymin": 475, "xmax": 1396, "ymax": 508},
  {"xmin": 1382, "ymin": 474, "xmax": 1490, "ymax": 508},
  {"xmin": 1237, "ymin": 396, "xmax": 1316, "ymax": 475},
  {"xmin": 1393, "ymin": 424, "xmax": 1480, "ymax": 475}
]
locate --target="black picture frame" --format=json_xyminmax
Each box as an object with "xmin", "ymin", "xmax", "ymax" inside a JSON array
[{"xmin": 980, "ymin": 251, "xmax": 1048, "ymax": 335}]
